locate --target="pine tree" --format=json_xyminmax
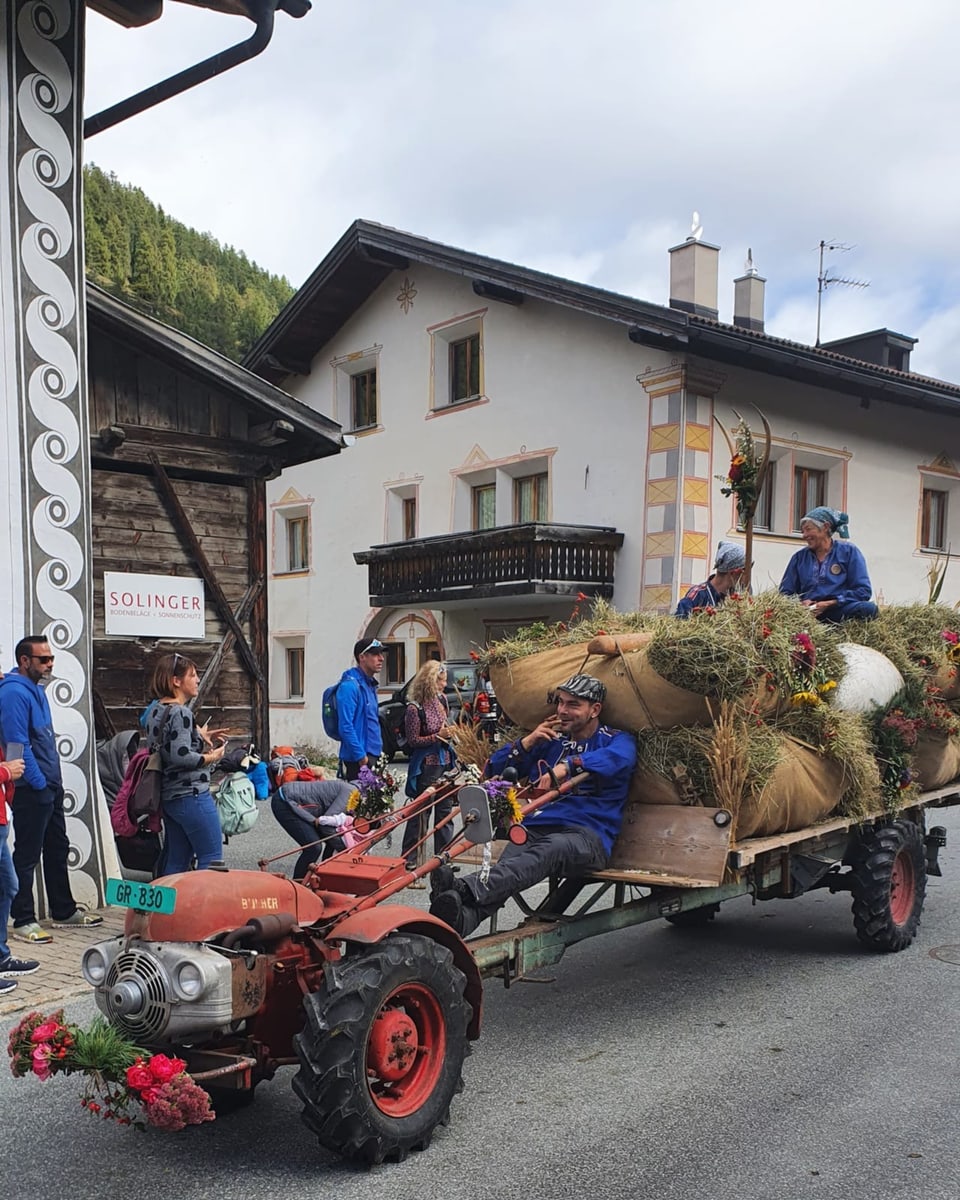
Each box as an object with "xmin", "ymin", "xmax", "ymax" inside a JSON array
[{"xmin": 82, "ymin": 163, "xmax": 294, "ymax": 361}]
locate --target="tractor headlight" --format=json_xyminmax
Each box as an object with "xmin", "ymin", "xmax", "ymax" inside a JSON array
[
  {"xmin": 173, "ymin": 960, "xmax": 205, "ymax": 1000},
  {"xmin": 81, "ymin": 947, "xmax": 109, "ymax": 986}
]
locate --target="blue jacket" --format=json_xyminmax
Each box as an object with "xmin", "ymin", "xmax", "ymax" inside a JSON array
[
  {"xmin": 675, "ymin": 579, "xmax": 725, "ymax": 618},
  {"xmin": 337, "ymin": 666, "xmax": 383, "ymax": 762},
  {"xmin": 0, "ymin": 670, "xmax": 62, "ymax": 791},
  {"xmin": 486, "ymin": 725, "xmax": 637, "ymax": 856},
  {"xmin": 779, "ymin": 540, "xmax": 873, "ymax": 606}
]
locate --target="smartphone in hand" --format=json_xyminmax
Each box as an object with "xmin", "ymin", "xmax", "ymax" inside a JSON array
[{"xmin": 5, "ymin": 743, "xmax": 24, "ymax": 762}]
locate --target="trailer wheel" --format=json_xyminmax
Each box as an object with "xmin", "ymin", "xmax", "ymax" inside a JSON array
[
  {"xmin": 293, "ymin": 933, "xmax": 470, "ymax": 1165},
  {"xmin": 850, "ymin": 820, "xmax": 926, "ymax": 952},
  {"xmin": 665, "ymin": 903, "xmax": 720, "ymax": 928}
]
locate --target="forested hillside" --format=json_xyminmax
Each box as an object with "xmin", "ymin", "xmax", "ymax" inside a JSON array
[{"xmin": 83, "ymin": 164, "xmax": 293, "ymax": 360}]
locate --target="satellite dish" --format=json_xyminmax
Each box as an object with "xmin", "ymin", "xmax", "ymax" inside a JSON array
[{"xmin": 691, "ymin": 211, "xmax": 703, "ymax": 241}]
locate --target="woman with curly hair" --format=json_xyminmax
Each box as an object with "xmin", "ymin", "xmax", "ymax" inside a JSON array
[{"xmin": 400, "ymin": 661, "xmax": 458, "ymax": 870}]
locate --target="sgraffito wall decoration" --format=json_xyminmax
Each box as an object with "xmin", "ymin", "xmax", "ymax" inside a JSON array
[{"xmin": 1, "ymin": 2, "xmax": 115, "ymax": 909}]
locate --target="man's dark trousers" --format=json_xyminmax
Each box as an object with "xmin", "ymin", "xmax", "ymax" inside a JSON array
[{"xmin": 10, "ymin": 784, "xmax": 76, "ymax": 925}]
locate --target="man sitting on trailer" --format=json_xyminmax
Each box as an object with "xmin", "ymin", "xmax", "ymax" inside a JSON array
[{"xmin": 429, "ymin": 674, "xmax": 637, "ymax": 938}]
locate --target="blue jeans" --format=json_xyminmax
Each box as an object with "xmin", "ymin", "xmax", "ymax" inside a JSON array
[
  {"xmin": 159, "ymin": 791, "xmax": 222, "ymax": 874},
  {"xmin": 0, "ymin": 822, "xmax": 18, "ymax": 961}
]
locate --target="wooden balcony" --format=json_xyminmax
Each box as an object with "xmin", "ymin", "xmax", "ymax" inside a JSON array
[{"xmin": 354, "ymin": 523, "xmax": 625, "ymax": 607}]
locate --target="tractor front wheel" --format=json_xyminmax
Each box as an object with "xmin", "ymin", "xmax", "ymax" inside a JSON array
[
  {"xmin": 293, "ymin": 933, "xmax": 470, "ymax": 1165},
  {"xmin": 850, "ymin": 820, "xmax": 926, "ymax": 952}
]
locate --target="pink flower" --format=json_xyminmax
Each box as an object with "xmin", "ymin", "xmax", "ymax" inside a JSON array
[
  {"xmin": 139, "ymin": 1086, "xmax": 161, "ymax": 1106},
  {"xmin": 30, "ymin": 1021, "xmax": 60, "ymax": 1044},
  {"xmin": 31, "ymin": 1044, "xmax": 52, "ymax": 1082}
]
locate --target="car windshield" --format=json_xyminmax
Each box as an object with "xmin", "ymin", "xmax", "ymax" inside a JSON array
[{"xmin": 445, "ymin": 665, "xmax": 479, "ymax": 693}]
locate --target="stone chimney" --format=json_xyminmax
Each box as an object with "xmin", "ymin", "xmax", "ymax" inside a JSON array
[
  {"xmin": 668, "ymin": 233, "xmax": 720, "ymax": 319},
  {"xmin": 733, "ymin": 248, "xmax": 765, "ymax": 332}
]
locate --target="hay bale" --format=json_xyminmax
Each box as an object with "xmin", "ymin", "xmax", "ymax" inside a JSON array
[
  {"xmin": 646, "ymin": 591, "xmax": 847, "ymax": 708},
  {"xmin": 489, "ymin": 638, "xmax": 712, "ymax": 732}
]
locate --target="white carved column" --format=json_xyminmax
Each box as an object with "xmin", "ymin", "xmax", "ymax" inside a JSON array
[{"xmin": 1, "ymin": 1, "xmax": 118, "ymax": 912}]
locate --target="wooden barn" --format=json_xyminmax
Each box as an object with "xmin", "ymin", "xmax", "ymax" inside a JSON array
[{"xmin": 86, "ymin": 284, "xmax": 341, "ymax": 751}]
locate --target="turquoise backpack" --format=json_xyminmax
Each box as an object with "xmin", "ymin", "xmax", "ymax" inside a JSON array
[{"xmin": 215, "ymin": 772, "xmax": 259, "ymax": 838}]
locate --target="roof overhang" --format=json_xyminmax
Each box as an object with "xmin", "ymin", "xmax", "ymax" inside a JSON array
[{"xmin": 87, "ymin": 284, "xmax": 343, "ymax": 466}]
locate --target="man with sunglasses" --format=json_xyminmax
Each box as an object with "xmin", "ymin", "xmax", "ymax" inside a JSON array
[
  {"xmin": 0, "ymin": 636, "xmax": 102, "ymax": 944},
  {"xmin": 336, "ymin": 638, "xmax": 386, "ymax": 781}
]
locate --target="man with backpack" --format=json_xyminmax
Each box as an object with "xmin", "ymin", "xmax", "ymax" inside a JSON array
[{"xmin": 330, "ymin": 639, "xmax": 385, "ymax": 781}]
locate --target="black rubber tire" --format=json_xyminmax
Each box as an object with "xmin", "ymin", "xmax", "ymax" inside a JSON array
[
  {"xmin": 664, "ymin": 903, "xmax": 720, "ymax": 928},
  {"xmin": 292, "ymin": 934, "xmax": 470, "ymax": 1165},
  {"xmin": 850, "ymin": 820, "xmax": 926, "ymax": 952}
]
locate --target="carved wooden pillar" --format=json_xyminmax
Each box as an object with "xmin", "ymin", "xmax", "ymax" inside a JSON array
[{"xmin": 1, "ymin": 2, "xmax": 118, "ymax": 911}]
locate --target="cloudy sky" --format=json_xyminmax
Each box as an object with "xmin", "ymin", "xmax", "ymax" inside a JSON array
[{"xmin": 84, "ymin": 0, "xmax": 960, "ymax": 380}]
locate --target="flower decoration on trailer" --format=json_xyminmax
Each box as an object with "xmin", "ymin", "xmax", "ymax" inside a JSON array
[
  {"xmin": 7, "ymin": 1011, "xmax": 214, "ymax": 1131},
  {"xmin": 788, "ymin": 632, "xmax": 837, "ymax": 707},
  {"xmin": 872, "ymin": 705, "xmax": 923, "ymax": 807},
  {"xmin": 482, "ymin": 778, "xmax": 524, "ymax": 834},
  {"xmin": 347, "ymin": 754, "xmax": 399, "ymax": 820},
  {"xmin": 942, "ymin": 629, "xmax": 960, "ymax": 664},
  {"xmin": 716, "ymin": 418, "xmax": 765, "ymax": 526}
]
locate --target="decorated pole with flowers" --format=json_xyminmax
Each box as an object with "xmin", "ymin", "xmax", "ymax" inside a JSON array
[{"xmin": 714, "ymin": 407, "xmax": 772, "ymax": 594}]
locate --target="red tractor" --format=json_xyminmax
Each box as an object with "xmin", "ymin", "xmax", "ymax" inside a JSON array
[{"xmin": 82, "ymin": 779, "xmax": 550, "ymax": 1164}]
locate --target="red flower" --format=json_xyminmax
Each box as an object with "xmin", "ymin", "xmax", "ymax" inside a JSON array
[
  {"xmin": 148, "ymin": 1054, "xmax": 187, "ymax": 1083},
  {"xmin": 88, "ymin": 1102, "xmax": 101, "ymax": 1115},
  {"xmin": 576, "ymin": 592, "xmax": 588, "ymax": 602},
  {"xmin": 30, "ymin": 1021, "xmax": 60, "ymax": 1044},
  {"xmin": 126, "ymin": 1062, "xmax": 154, "ymax": 1091},
  {"xmin": 139, "ymin": 1087, "xmax": 160, "ymax": 1106}
]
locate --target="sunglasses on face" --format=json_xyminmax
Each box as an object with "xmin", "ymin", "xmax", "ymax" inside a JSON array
[{"xmin": 30, "ymin": 655, "xmax": 55, "ymax": 665}]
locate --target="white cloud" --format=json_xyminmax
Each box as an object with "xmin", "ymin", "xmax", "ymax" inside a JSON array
[{"xmin": 84, "ymin": 0, "xmax": 960, "ymax": 377}]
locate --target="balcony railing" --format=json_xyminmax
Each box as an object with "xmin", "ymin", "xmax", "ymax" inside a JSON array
[{"xmin": 354, "ymin": 523, "xmax": 624, "ymax": 606}]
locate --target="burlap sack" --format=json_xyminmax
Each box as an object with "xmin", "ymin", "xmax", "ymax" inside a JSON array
[
  {"xmin": 490, "ymin": 638, "xmax": 712, "ymax": 732},
  {"xmin": 912, "ymin": 732, "xmax": 960, "ymax": 790},
  {"xmin": 628, "ymin": 736, "xmax": 844, "ymax": 840},
  {"xmin": 933, "ymin": 661, "xmax": 960, "ymax": 701}
]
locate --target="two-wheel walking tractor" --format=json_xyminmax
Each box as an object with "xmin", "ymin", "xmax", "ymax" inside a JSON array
[{"xmin": 83, "ymin": 775, "xmax": 958, "ymax": 1164}]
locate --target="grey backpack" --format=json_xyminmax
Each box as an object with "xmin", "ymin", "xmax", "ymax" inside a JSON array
[{"xmin": 215, "ymin": 772, "xmax": 259, "ymax": 838}]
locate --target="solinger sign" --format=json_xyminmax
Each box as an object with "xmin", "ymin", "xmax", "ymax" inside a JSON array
[{"xmin": 104, "ymin": 572, "xmax": 205, "ymax": 639}]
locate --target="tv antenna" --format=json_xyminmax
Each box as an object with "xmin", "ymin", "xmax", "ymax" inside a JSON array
[{"xmin": 815, "ymin": 239, "xmax": 869, "ymax": 346}]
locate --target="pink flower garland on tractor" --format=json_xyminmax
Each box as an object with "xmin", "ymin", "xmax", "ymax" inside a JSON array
[{"xmin": 7, "ymin": 1009, "xmax": 214, "ymax": 1132}]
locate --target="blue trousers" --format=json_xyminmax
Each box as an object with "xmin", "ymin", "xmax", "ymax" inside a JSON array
[
  {"xmin": 160, "ymin": 791, "xmax": 223, "ymax": 874},
  {"xmin": 0, "ymin": 821, "xmax": 18, "ymax": 961},
  {"xmin": 819, "ymin": 600, "xmax": 879, "ymax": 623},
  {"xmin": 10, "ymin": 784, "xmax": 77, "ymax": 925}
]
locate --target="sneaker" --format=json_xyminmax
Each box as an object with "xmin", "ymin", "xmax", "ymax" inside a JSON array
[
  {"xmin": 0, "ymin": 955, "xmax": 40, "ymax": 978},
  {"xmin": 12, "ymin": 922, "xmax": 53, "ymax": 944},
  {"xmin": 0, "ymin": 979, "xmax": 17, "ymax": 996},
  {"xmin": 51, "ymin": 910, "xmax": 104, "ymax": 929}
]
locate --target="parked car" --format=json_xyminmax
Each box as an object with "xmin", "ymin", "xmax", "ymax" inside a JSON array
[{"xmin": 378, "ymin": 660, "xmax": 499, "ymax": 760}]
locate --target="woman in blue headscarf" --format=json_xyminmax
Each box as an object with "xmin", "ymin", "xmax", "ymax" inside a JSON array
[{"xmin": 779, "ymin": 507, "xmax": 878, "ymax": 622}]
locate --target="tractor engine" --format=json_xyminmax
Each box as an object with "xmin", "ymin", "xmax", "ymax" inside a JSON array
[{"xmin": 82, "ymin": 869, "xmax": 327, "ymax": 1048}]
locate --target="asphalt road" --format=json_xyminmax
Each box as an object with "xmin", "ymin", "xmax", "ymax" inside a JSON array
[{"xmin": 2, "ymin": 801, "xmax": 959, "ymax": 1200}]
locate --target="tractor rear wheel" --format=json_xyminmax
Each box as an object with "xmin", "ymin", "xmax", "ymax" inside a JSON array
[
  {"xmin": 293, "ymin": 933, "xmax": 470, "ymax": 1165},
  {"xmin": 850, "ymin": 820, "xmax": 926, "ymax": 952}
]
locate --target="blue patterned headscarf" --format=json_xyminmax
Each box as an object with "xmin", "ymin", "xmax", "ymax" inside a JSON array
[{"xmin": 802, "ymin": 507, "xmax": 850, "ymax": 539}]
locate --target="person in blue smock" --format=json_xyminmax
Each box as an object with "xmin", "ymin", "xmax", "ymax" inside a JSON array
[
  {"xmin": 779, "ymin": 506, "xmax": 878, "ymax": 622},
  {"xmin": 429, "ymin": 674, "xmax": 637, "ymax": 938},
  {"xmin": 675, "ymin": 540, "xmax": 746, "ymax": 617}
]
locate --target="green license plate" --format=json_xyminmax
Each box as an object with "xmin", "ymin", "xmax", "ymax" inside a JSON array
[{"xmin": 106, "ymin": 877, "xmax": 177, "ymax": 915}]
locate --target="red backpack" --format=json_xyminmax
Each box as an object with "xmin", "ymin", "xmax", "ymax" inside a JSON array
[{"xmin": 110, "ymin": 707, "xmax": 173, "ymax": 837}]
